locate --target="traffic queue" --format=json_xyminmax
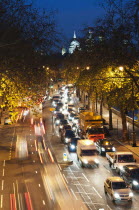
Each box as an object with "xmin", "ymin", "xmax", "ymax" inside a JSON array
[{"xmin": 50, "ymin": 83, "xmax": 139, "ymax": 204}]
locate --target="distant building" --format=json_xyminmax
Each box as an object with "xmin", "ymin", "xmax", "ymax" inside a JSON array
[{"xmin": 69, "ymin": 31, "xmax": 80, "ymax": 54}]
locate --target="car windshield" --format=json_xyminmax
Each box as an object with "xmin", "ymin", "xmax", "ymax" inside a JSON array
[
  {"xmin": 61, "ymin": 120, "xmax": 68, "ymax": 124},
  {"xmin": 81, "ymin": 149, "xmax": 98, "ymax": 156},
  {"xmin": 66, "ymin": 131, "xmax": 75, "ymax": 137},
  {"xmin": 131, "ymin": 169, "xmax": 139, "ymax": 178},
  {"xmin": 118, "ymin": 155, "xmax": 134, "ymax": 163},
  {"xmin": 112, "ymin": 182, "xmax": 127, "ymax": 189},
  {"xmin": 87, "ymin": 128, "xmax": 104, "ymax": 134}
]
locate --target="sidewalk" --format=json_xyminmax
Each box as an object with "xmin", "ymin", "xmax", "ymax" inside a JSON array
[{"xmin": 98, "ymin": 104, "xmax": 139, "ymax": 157}]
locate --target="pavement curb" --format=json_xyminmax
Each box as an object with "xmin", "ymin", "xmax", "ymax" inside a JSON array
[
  {"xmin": 58, "ymin": 160, "xmax": 73, "ymax": 166},
  {"xmin": 116, "ymin": 139, "xmax": 139, "ymax": 158}
]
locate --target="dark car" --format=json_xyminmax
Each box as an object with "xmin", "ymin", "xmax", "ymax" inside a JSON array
[
  {"xmin": 95, "ymin": 139, "xmax": 116, "ymax": 155},
  {"xmin": 62, "ymin": 130, "xmax": 75, "ymax": 144},
  {"xmin": 55, "ymin": 113, "xmax": 64, "ymax": 126},
  {"xmin": 78, "ymin": 107, "xmax": 86, "ymax": 113},
  {"xmin": 68, "ymin": 137, "xmax": 80, "ymax": 152},
  {"xmin": 121, "ymin": 164, "xmax": 139, "ymax": 190},
  {"xmin": 59, "ymin": 119, "xmax": 68, "ymax": 131},
  {"xmin": 68, "ymin": 112, "xmax": 76, "ymax": 121},
  {"xmin": 57, "ymin": 102, "xmax": 63, "ymax": 108}
]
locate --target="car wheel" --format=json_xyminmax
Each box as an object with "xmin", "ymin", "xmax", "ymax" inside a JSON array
[
  {"xmin": 109, "ymin": 162, "xmax": 112, "ymax": 168},
  {"xmin": 128, "ymin": 199, "xmax": 132, "ymax": 203},
  {"xmin": 104, "ymin": 187, "xmax": 107, "ymax": 194},
  {"xmin": 112, "ymin": 195, "xmax": 115, "ymax": 203},
  {"xmin": 79, "ymin": 160, "xmax": 84, "ymax": 168},
  {"xmin": 116, "ymin": 168, "xmax": 120, "ymax": 174}
]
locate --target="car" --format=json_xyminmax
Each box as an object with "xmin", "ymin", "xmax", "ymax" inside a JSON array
[
  {"xmin": 52, "ymin": 95, "xmax": 61, "ymax": 100},
  {"xmin": 68, "ymin": 104, "xmax": 76, "ymax": 112},
  {"xmin": 68, "ymin": 112, "xmax": 76, "ymax": 121},
  {"xmin": 60, "ymin": 124, "xmax": 72, "ymax": 137},
  {"xmin": 78, "ymin": 107, "xmax": 86, "ymax": 113},
  {"xmin": 120, "ymin": 164, "xmax": 139, "ymax": 190},
  {"xmin": 95, "ymin": 139, "xmax": 116, "ymax": 155},
  {"xmin": 68, "ymin": 137, "xmax": 80, "ymax": 152},
  {"xmin": 62, "ymin": 130, "xmax": 75, "ymax": 144},
  {"xmin": 52, "ymin": 99, "xmax": 60, "ymax": 107},
  {"xmin": 73, "ymin": 116, "xmax": 79, "ymax": 124},
  {"xmin": 62, "ymin": 124, "xmax": 72, "ymax": 131},
  {"xmin": 4, "ymin": 117, "xmax": 12, "ymax": 125},
  {"xmin": 59, "ymin": 119, "xmax": 68, "ymax": 131},
  {"xmin": 104, "ymin": 177, "xmax": 133, "ymax": 203},
  {"xmin": 54, "ymin": 113, "xmax": 64, "ymax": 126}
]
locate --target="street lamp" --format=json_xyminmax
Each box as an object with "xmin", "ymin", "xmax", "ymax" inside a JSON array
[{"xmin": 86, "ymin": 66, "xmax": 90, "ymax": 70}]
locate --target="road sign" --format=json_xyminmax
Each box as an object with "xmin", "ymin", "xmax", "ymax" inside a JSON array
[
  {"xmin": 63, "ymin": 153, "xmax": 67, "ymax": 161},
  {"xmin": 49, "ymin": 108, "xmax": 55, "ymax": 112}
]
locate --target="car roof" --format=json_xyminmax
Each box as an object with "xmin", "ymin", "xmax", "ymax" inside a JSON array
[
  {"xmin": 124, "ymin": 164, "xmax": 139, "ymax": 170},
  {"xmin": 107, "ymin": 177, "xmax": 124, "ymax": 182}
]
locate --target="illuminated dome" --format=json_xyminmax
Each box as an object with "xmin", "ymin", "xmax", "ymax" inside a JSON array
[{"xmin": 69, "ymin": 31, "xmax": 80, "ymax": 54}]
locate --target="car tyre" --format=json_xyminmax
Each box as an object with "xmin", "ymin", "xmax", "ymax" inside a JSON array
[
  {"xmin": 116, "ymin": 167, "xmax": 120, "ymax": 174},
  {"xmin": 104, "ymin": 187, "xmax": 107, "ymax": 194},
  {"xmin": 79, "ymin": 160, "xmax": 84, "ymax": 168}
]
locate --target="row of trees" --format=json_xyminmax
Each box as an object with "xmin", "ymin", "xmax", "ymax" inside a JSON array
[
  {"xmin": 0, "ymin": 0, "xmax": 59, "ymax": 119},
  {"xmin": 61, "ymin": 0, "xmax": 139, "ymax": 141}
]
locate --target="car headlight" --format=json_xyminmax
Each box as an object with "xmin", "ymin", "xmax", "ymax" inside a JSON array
[
  {"xmin": 65, "ymin": 138, "xmax": 69, "ymax": 143},
  {"xmin": 94, "ymin": 159, "xmax": 99, "ymax": 164},
  {"xmin": 101, "ymin": 147, "xmax": 105, "ymax": 151},
  {"xmin": 83, "ymin": 159, "xmax": 88, "ymax": 164},
  {"xmin": 112, "ymin": 147, "xmax": 116, "ymax": 151},
  {"xmin": 133, "ymin": 180, "xmax": 139, "ymax": 186},
  {"xmin": 114, "ymin": 193, "xmax": 120, "ymax": 199},
  {"xmin": 119, "ymin": 165, "xmax": 123, "ymax": 171},
  {"xmin": 70, "ymin": 144, "xmax": 75, "ymax": 149},
  {"xmin": 129, "ymin": 192, "xmax": 133, "ymax": 197}
]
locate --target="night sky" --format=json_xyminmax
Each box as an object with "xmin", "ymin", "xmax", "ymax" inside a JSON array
[{"xmin": 33, "ymin": 0, "xmax": 105, "ymax": 39}]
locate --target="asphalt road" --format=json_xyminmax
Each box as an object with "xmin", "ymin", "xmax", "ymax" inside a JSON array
[
  {"xmin": 0, "ymin": 119, "xmax": 56, "ymax": 210},
  {"xmin": 43, "ymin": 100, "xmax": 139, "ymax": 210}
]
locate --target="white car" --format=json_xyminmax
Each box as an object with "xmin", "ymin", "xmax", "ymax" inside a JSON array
[{"xmin": 104, "ymin": 177, "xmax": 133, "ymax": 203}]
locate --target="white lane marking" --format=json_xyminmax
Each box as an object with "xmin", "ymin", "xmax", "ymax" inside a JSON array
[
  {"xmin": 3, "ymin": 160, "xmax": 5, "ymax": 167},
  {"xmin": 13, "ymin": 183, "xmax": 15, "ymax": 194},
  {"xmin": 0, "ymin": 195, "xmax": 3, "ymax": 208},
  {"xmin": 16, "ymin": 180, "xmax": 21, "ymax": 210},
  {"xmin": 2, "ymin": 169, "xmax": 4, "ymax": 177},
  {"xmin": 58, "ymin": 164, "xmax": 62, "ymax": 171},
  {"xmin": 107, "ymin": 204, "xmax": 112, "ymax": 210},
  {"xmin": 82, "ymin": 173, "xmax": 89, "ymax": 182},
  {"xmin": 70, "ymin": 188, "xmax": 78, "ymax": 200},
  {"xmin": 63, "ymin": 174, "xmax": 68, "ymax": 184},
  {"xmin": 1, "ymin": 181, "xmax": 4, "ymax": 191},
  {"xmin": 92, "ymin": 186, "xmax": 102, "ymax": 198},
  {"xmin": 42, "ymin": 200, "xmax": 46, "ymax": 205},
  {"xmin": 74, "ymin": 162, "xmax": 79, "ymax": 169}
]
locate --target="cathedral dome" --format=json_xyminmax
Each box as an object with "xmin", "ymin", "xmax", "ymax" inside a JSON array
[{"xmin": 69, "ymin": 31, "xmax": 80, "ymax": 54}]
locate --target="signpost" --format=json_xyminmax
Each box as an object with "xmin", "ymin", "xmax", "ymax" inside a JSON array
[{"xmin": 63, "ymin": 153, "xmax": 67, "ymax": 161}]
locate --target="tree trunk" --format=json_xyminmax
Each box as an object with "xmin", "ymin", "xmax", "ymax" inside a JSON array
[
  {"xmin": 100, "ymin": 94, "xmax": 103, "ymax": 116},
  {"xmin": 108, "ymin": 105, "xmax": 113, "ymax": 130},
  {"xmin": 120, "ymin": 108, "xmax": 128, "ymax": 142}
]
